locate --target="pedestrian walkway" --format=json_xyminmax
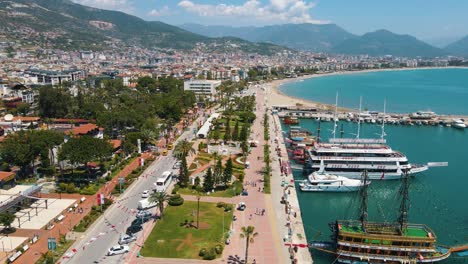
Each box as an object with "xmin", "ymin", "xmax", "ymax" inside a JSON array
[
  {"xmin": 222, "ymin": 88, "xmax": 287, "ymax": 264},
  {"xmin": 266, "ymin": 87, "xmax": 313, "ymax": 263}
]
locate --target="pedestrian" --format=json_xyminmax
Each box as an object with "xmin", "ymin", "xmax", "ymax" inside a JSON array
[
  {"xmin": 249, "ymin": 214, "xmax": 252, "ymax": 220},
  {"xmin": 258, "ymin": 187, "xmax": 261, "ymax": 192},
  {"xmin": 262, "ymin": 209, "xmax": 265, "ymax": 216}
]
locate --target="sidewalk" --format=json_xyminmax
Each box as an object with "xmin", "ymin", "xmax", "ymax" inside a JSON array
[{"xmin": 10, "ymin": 154, "xmax": 151, "ymax": 264}]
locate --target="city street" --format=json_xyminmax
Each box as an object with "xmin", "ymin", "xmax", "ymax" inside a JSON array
[{"xmin": 63, "ymin": 114, "xmax": 204, "ymax": 264}]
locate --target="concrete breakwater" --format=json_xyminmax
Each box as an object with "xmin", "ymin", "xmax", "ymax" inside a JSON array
[{"xmin": 274, "ymin": 106, "xmax": 468, "ymax": 128}]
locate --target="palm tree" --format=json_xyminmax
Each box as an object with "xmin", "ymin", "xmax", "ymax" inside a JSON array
[
  {"xmin": 148, "ymin": 191, "xmax": 171, "ymax": 219},
  {"xmin": 173, "ymin": 140, "xmax": 195, "ymax": 160},
  {"xmin": 240, "ymin": 226, "xmax": 258, "ymax": 264}
]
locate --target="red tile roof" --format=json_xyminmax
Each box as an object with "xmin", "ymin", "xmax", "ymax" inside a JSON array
[
  {"xmin": 0, "ymin": 171, "xmax": 15, "ymax": 182},
  {"xmin": 110, "ymin": 139, "xmax": 121, "ymax": 149},
  {"xmin": 65, "ymin": 123, "xmax": 101, "ymax": 136}
]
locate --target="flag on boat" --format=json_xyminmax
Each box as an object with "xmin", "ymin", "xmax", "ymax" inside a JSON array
[{"xmin": 380, "ymin": 171, "xmax": 385, "ymax": 180}]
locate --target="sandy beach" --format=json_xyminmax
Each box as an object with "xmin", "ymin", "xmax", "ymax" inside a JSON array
[{"xmin": 267, "ymin": 67, "xmax": 468, "ymax": 113}]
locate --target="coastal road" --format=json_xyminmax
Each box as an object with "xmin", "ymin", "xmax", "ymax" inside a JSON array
[{"xmin": 63, "ymin": 114, "xmax": 205, "ymax": 264}]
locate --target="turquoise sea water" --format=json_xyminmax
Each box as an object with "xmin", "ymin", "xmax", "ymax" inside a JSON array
[
  {"xmin": 278, "ymin": 69, "xmax": 468, "ymax": 263},
  {"xmin": 285, "ymin": 121, "xmax": 468, "ymax": 264},
  {"xmin": 279, "ymin": 68, "xmax": 468, "ymax": 115}
]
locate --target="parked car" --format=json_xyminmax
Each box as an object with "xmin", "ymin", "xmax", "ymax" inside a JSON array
[
  {"xmin": 118, "ymin": 234, "xmax": 137, "ymax": 245},
  {"xmin": 107, "ymin": 245, "xmax": 129, "ymax": 256},
  {"xmin": 141, "ymin": 190, "xmax": 150, "ymax": 198},
  {"xmin": 136, "ymin": 210, "xmax": 152, "ymax": 219},
  {"xmin": 126, "ymin": 223, "xmax": 143, "ymax": 235},
  {"xmin": 237, "ymin": 202, "xmax": 246, "ymax": 211}
]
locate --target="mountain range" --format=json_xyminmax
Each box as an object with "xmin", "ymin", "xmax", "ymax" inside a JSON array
[
  {"xmin": 180, "ymin": 23, "xmax": 355, "ymax": 52},
  {"xmin": 180, "ymin": 23, "xmax": 468, "ymax": 57},
  {"xmin": 0, "ymin": 0, "xmax": 287, "ymax": 55},
  {"xmin": 0, "ymin": 0, "xmax": 467, "ymax": 57}
]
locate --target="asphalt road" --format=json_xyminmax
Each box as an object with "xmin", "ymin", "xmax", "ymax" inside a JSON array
[{"xmin": 64, "ymin": 114, "xmax": 205, "ymax": 264}]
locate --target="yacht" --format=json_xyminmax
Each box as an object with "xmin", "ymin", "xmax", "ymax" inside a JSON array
[
  {"xmin": 305, "ymin": 96, "xmax": 440, "ymax": 180},
  {"xmin": 305, "ymin": 138, "xmax": 429, "ymax": 180},
  {"xmin": 299, "ymin": 172, "xmax": 370, "ymax": 192},
  {"xmin": 452, "ymin": 119, "xmax": 466, "ymax": 129},
  {"xmin": 410, "ymin": 111, "xmax": 436, "ymax": 120}
]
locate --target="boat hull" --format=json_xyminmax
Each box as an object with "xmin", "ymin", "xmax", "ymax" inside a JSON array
[
  {"xmin": 299, "ymin": 185, "xmax": 363, "ymax": 192},
  {"xmin": 311, "ymin": 166, "xmax": 428, "ymax": 180}
]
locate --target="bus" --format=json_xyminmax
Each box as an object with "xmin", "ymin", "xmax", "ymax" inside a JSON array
[{"xmin": 154, "ymin": 171, "xmax": 172, "ymax": 192}]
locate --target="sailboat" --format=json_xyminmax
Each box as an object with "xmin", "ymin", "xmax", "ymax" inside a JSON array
[{"xmin": 309, "ymin": 170, "xmax": 451, "ymax": 263}]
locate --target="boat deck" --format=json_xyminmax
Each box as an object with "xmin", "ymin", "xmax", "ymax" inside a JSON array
[{"xmin": 339, "ymin": 221, "xmax": 433, "ymax": 239}]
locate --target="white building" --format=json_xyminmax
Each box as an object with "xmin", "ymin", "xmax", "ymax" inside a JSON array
[{"xmin": 183, "ymin": 80, "xmax": 221, "ymax": 101}]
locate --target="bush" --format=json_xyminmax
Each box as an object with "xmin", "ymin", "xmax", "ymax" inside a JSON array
[
  {"xmin": 199, "ymin": 248, "xmax": 207, "ymax": 257},
  {"xmin": 203, "ymin": 248, "xmax": 217, "ymax": 260},
  {"xmin": 168, "ymin": 194, "xmax": 184, "ymax": 206},
  {"xmin": 216, "ymin": 202, "xmax": 225, "ymax": 208},
  {"xmin": 172, "ymin": 184, "xmax": 180, "ymax": 194},
  {"xmin": 223, "ymin": 204, "xmax": 233, "ymax": 212},
  {"xmin": 214, "ymin": 244, "xmax": 224, "ymax": 255}
]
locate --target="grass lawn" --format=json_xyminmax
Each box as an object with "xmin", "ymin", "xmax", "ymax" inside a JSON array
[
  {"xmin": 177, "ymin": 181, "xmax": 243, "ymax": 198},
  {"xmin": 141, "ymin": 201, "xmax": 233, "ymax": 259}
]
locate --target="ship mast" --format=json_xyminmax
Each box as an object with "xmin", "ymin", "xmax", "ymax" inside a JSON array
[
  {"xmin": 359, "ymin": 170, "xmax": 369, "ymax": 230},
  {"xmin": 356, "ymin": 96, "xmax": 362, "ymax": 139},
  {"xmin": 398, "ymin": 169, "xmax": 410, "ymax": 234},
  {"xmin": 332, "ymin": 92, "xmax": 338, "ymax": 140},
  {"xmin": 381, "ymin": 99, "xmax": 387, "ymax": 140}
]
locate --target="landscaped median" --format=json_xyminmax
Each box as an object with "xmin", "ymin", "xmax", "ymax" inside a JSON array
[{"xmin": 140, "ymin": 200, "xmax": 233, "ymax": 260}]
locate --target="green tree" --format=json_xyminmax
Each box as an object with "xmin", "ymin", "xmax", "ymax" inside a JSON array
[
  {"xmin": 1, "ymin": 130, "xmax": 64, "ymax": 176},
  {"xmin": 179, "ymin": 157, "xmax": 189, "ymax": 188},
  {"xmin": 38, "ymin": 86, "xmax": 71, "ymax": 118},
  {"xmin": 240, "ymin": 226, "xmax": 258, "ymax": 264},
  {"xmin": 0, "ymin": 212, "xmax": 15, "ymax": 231},
  {"xmin": 148, "ymin": 191, "xmax": 171, "ymax": 219},
  {"xmin": 59, "ymin": 136, "xmax": 113, "ymax": 175},
  {"xmin": 173, "ymin": 140, "xmax": 195, "ymax": 160},
  {"xmin": 203, "ymin": 167, "xmax": 214, "ymax": 192},
  {"xmin": 213, "ymin": 158, "xmax": 223, "ymax": 186},
  {"xmin": 136, "ymin": 76, "xmax": 157, "ymax": 93},
  {"xmin": 213, "ymin": 128, "xmax": 220, "ymax": 143},
  {"xmin": 223, "ymin": 158, "xmax": 233, "ymax": 186},
  {"xmin": 16, "ymin": 103, "xmax": 30, "ymax": 116},
  {"xmin": 241, "ymin": 140, "xmax": 249, "ymax": 158},
  {"xmin": 232, "ymin": 121, "xmax": 239, "ymax": 141},
  {"xmin": 224, "ymin": 119, "xmax": 231, "ymax": 142},
  {"xmin": 240, "ymin": 125, "xmax": 249, "ymax": 142}
]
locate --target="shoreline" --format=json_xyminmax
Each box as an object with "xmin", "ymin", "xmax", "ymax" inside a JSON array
[{"xmin": 268, "ymin": 66, "xmax": 468, "ymax": 115}]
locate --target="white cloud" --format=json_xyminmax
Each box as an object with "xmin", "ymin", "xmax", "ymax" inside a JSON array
[
  {"xmin": 148, "ymin": 6, "xmax": 170, "ymax": 17},
  {"xmin": 177, "ymin": 0, "xmax": 327, "ymax": 24},
  {"xmin": 72, "ymin": 0, "xmax": 134, "ymax": 13}
]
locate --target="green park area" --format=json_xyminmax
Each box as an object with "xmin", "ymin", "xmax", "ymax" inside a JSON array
[{"xmin": 140, "ymin": 201, "xmax": 233, "ymax": 260}]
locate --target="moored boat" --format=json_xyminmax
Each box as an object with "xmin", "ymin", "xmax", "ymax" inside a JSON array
[
  {"xmin": 299, "ymin": 172, "xmax": 370, "ymax": 192},
  {"xmin": 452, "ymin": 119, "xmax": 466, "ymax": 129},
  {"xmin": 309, "ymin": 171, "xmax": 452, "ymax": 263}
]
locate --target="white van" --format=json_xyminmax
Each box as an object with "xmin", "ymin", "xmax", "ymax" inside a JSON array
[{"xmin": 137, "ymin": 198, "xmax": 157, "ymax": 210}]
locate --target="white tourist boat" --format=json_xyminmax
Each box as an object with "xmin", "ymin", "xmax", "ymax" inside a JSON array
[
  {"xmin": 305, "ymin": 96, "xmax": 445, "ymax": 180},
  {"xmin": 299, "ymin": 172, "xmax": 370, "ymax": 192},
  {"xmin": 452, "ymin": 119, "xmax": 466, "ymax": 129}
]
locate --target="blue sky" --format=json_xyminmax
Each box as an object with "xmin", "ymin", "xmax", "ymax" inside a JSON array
[{"xmin": 72, "ymin": 0, "xmax": 468, "ymax": 45}]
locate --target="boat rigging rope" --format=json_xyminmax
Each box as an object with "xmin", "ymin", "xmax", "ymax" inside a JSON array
[{"xmin": 330, "ymin": 252, "xmax": 343, "ymax": 264}]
